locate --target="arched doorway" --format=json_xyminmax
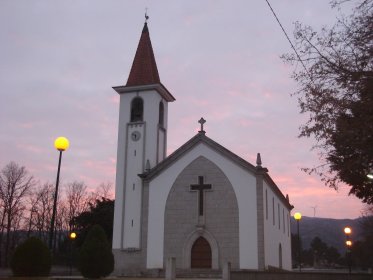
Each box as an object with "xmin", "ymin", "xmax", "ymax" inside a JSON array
[{"xmin": 191, "ymin": 237, "xmax": 212, "ymax": 268}]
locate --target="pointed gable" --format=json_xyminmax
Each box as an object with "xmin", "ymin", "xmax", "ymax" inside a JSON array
[
  {"xmin": 126, "ymin": 22, "xmax": 160, "ymax": 86},
  {"xmin": 139, "ymin": 132, "xmax": 293, "ymax": 210}
]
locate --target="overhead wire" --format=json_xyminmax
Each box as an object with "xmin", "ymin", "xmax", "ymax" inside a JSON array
[{"xmin": 264, "ymin": 0, "xmax": 311, "ymax": 76}]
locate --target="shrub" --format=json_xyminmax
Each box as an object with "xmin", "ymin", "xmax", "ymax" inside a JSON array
[
  {"xmin": 78, "ymin": 224, "xmax": 114, "ymax": 278},
  {"xmin": 10, "ymin": 237, "xmax": 51, "ymax": 276}
]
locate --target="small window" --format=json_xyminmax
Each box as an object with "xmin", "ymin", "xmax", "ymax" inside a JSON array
[
  {"xmin": 159, "ymin": 101, "xmax": 164, "ymax": 126},
  {"xmin": 131, "ymin": 97, "xmax": 143, "ymax": 122},
  {"xmin": 287, "ymin": 214, "xmax": 290, "ymax": 236},
  {"xmin": 265, "ymin": 190, "xmax": 268, "ymax": 220},
  {"xmin": 278, "ymin": 203, "xmax": 280, "ymax": 230},
  {"xmin": 272, "ymin": 197, "xmax": 275, "ymax": 226}
]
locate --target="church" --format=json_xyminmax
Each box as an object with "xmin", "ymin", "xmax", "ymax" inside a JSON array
[{"xmin": 112, "ymin": 21, "xmax": 293, "ymax": 276}]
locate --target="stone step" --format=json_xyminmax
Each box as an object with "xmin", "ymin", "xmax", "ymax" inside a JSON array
[{"xmin": 176, "ymin": 269, "xmax": 222, "ymax": 278}]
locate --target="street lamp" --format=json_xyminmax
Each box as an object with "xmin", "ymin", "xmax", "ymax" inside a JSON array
[
  {"xmin": 344, "ymin": 226, "xmax": 352, "ymax": 274},
  {"xmin": 49, "ymin": 137, "xmax": 70, "ymax": 250},
  {"xmin": 69, "ymin": 231, "xmax": 77, "ymax": 275},
  {"xmin": 367, "ymin": 168, "xmax": 373, "ymax": 180},
  {"xmin": 69, "ymin": 232, "xmax": 77, "ymax": 240},
  {"xmin": 294, "ymin": 212, "xmax": 302, "ymax": 272}
]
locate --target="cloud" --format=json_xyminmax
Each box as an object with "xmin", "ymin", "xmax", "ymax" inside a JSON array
[{"xmin": 0, "ymin": 0, "xmax": 364, "ymax": 219}]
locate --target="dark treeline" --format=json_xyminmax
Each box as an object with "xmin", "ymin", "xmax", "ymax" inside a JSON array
[{"xmin": 0, "ymin": 161, "xmax": 114, "ymax": 267}]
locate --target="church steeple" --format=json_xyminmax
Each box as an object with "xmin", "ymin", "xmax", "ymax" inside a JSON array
[
  {"xmin": 113, "ymin": 19, "xmax": 174, "ymax": 251},
  {"xmin": 126, "ymin": 22, "xmax": 160, "ymax": 86}
]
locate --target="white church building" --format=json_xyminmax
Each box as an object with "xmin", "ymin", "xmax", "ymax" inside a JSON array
[{"xmin": 112, "ymin": 21, "xmax": 294, "ymax": 276}]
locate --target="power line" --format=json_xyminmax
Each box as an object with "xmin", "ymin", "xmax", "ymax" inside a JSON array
[{"xmin": 264, "ymin": 0, "xmax": 310, "ymax": 75}]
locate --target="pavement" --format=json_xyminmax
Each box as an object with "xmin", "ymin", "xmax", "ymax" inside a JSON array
[{"xmin": 0, "ymin": 266, "xmax": 81, "ymax": 278}]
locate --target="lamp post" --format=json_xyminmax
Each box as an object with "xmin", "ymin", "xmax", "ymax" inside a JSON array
[
  {"xmin": 367, "ymin": 168, "xmax": 373, "ymax": 180},
  {"xmin": 294, "ymin": 212, "xmax": 302, "ymax": 272},
  {"xmin": 49, "ymin": 137, "xmax": 69, "ymax": 250},
  {"xmin": 69, "ymin": 231, "xmax": 77, "ymax": 275},
  {"xmin": 344, "ymin": 226, "xmax": 352, "ymax": 274}
]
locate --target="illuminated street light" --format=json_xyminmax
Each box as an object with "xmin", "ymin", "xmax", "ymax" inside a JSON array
[
  {"xmin": 49, "ymin": 137, "xmax": 70, "ymax": 250},
  {"xmin": 294, "ymin": 212, "xmax": 302, "ymax": 272},
  {"xmin": 344, "ymin": 226, "xmax": 352, "ymax": 274},
  {"xmin": 69, "ymin": 231, "xmax": 77, "ymax": 275},
  {"xmin": 367, "ymin": 168, "xmax": 373, "ymax": 180},
  {"xmin": 344, "ymin": 227, "xmax": 352, "ymax": 235},
  {"xmin": 69, "ymin": 232, "xmax": 77, "ymax": 240}
]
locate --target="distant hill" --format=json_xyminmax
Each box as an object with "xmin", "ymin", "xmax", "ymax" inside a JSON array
[{"xmin": 290, "ymin": 216, "xmax": 364, "ymax": 254}]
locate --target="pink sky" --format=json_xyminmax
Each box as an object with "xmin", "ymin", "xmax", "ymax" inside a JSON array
[{"xmin": 0, "ymin": 0, "xmax": 364, "ymax": 219}]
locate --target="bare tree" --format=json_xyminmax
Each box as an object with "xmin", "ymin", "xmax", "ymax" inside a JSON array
[
  {"xmin": 0, "ymin": 162, "xmax": 35, "ymax": 266},
  {"xmin": 65, "ymin": 181, "xmax": 92, "ymax": 231},
  {"xmin": 96, "ymin": 182, "xmax": 114, "ymax": 200},
  {"xmin": 23, "ymin": 182, "xmax": 55, "ymax": 243}
]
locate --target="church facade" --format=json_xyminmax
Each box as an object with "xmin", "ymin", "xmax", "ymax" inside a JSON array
[{"xmin": 112, "ymin": 22, "xmax": 293, "ymax": 276}]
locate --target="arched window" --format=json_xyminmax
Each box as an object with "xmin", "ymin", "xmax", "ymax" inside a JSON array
[
  {"xmin": 158, "ymin": 101, "xmax": 164, "ymax": 126},
  {"xmin": 131, "ymin": 97, "xmax": 143, "ymax": 122}
]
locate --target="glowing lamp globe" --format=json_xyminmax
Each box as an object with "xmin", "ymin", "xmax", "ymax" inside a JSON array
[
  {"xmin": 54, "ymin": 137, "xmax": 70, "ymax": 151},
  {"xmin": 344, "ymin": 227, "xmax": 352, "ymax": 235},
  {"xmin": 69, "ymin": 232, "xmax": 77, "ymax": 239},
  {"xmin": 294, "ymin": 212, "xmax": 302, "ymax": 221},
  {"xmin": 367, "ymin": 171, "xmax": 373, "ymax": 180},
  {"xmin": 346, "ymin": 240, "xmax": 352, "ymax": 247}
]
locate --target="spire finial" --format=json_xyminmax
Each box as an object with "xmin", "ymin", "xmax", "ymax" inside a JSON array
[
  {"xmin": 256, "ymin": 153, "xmax": 262, "ymax": 167},
  {"xmin": 198, "ymin": 118, "xmax": 206, "ymax": 134},
  {"xmin": 145, "ymin": 8, "xmax": 149, "ymax": 23}
]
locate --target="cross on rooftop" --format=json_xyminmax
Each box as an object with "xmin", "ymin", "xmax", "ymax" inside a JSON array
[{"xmin": 198, "ymin": 118, "xmax": 206, "ymax": 133}]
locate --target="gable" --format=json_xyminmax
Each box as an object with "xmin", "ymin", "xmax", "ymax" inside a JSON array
[
  {"xmin": 140, "ymin": 132, "xmax": 257, "ymax": 182},
  {"xmin": 139, "ymin": 132, "xmax": 292, "ymax": 210},
  {"xmin": 145, "ymin": 143, "xmax": 260, "ymax": 269}
]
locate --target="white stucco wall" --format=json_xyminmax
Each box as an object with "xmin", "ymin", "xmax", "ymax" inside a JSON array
[
  {"xmin": 146, "ymin": 143, "xmax": 258, "ymax": 269},
  {"xmin": 113, "ymin": 89, "xmax": 168, "ymax": 250},
  {"xmin": 123, "ymin": 124, "xmax": 145, "ymax": 248},
  {"xmin": 263, "ymin": 181, "xmax": 292, "ymax": 270}
]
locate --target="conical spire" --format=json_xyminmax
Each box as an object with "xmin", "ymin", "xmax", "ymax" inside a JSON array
[{"xmin": 126, "ymin": 22, "xmax": 161, "ymax": 86}]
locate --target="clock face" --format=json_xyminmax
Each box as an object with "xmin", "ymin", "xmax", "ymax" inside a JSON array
[{"xmin": 131, "ymin": 131, "xmax": 141, "ymax": 141}]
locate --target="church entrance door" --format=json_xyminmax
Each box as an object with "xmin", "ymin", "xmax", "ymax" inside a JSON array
[{"xmin": 191, "ymin": 237, "xmax": 212, "ymax": 268}]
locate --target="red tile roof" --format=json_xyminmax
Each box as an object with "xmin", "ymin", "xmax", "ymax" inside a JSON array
[{"xmin": 126, "ymin": 23, "xmax": 161, "ymax": 86}]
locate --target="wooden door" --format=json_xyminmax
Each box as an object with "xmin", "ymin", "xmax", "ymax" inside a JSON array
[{"xmin": 191, "ymin": 237, "xmax": 212, "ymax": 268}]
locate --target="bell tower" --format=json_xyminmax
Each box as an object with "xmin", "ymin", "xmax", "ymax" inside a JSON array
[{"xmin": 112, "ymin": 21, "xmax": 175, "ymax": 250}]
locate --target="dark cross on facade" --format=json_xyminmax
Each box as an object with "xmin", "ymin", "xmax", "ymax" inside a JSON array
[
  {"xmin": 198, "ymin": 117, "xmax": 206, "ymax": 133},
  {"xmin": 190, "ymin": 176, "xmax": 212, "ymax": 216}
]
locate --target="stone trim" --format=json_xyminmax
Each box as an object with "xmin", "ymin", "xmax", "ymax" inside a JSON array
[
  {"xmin": 256, "ymin": 168, "xmax": 265, "ymax": 270},
  {"xmin": 113, "ymin": 83, "xmax": 175, "ymax": 102}
]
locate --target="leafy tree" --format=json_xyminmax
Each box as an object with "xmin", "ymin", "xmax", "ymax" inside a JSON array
[
  {"xmin": 283, "ymin": 0, "xmax": 373, "ymax": 203},
  {"xmin": 352, "ymin": 208, "xmax": 373, "ymax": 269},
  {"xmin": 325, "ymin": 246, "xmax": 341, "ymax": 265},
  {"xmin": 311, "ymin": 237, "xmax": 328, "ymax": 265},
  {"xmin": 10, "ymin": 237, "xmax": 51, "ymax": 276},
  {"xmin": 328, "ymin": 80, "xmax": 373, "ymax": 203},
  {"xmin": 73, "ymin": 198, "xmax": 114, "ymax": 247},
  {"xmin": 77, "ymin": 224, "xmax": 114, "ymax": 278}
]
